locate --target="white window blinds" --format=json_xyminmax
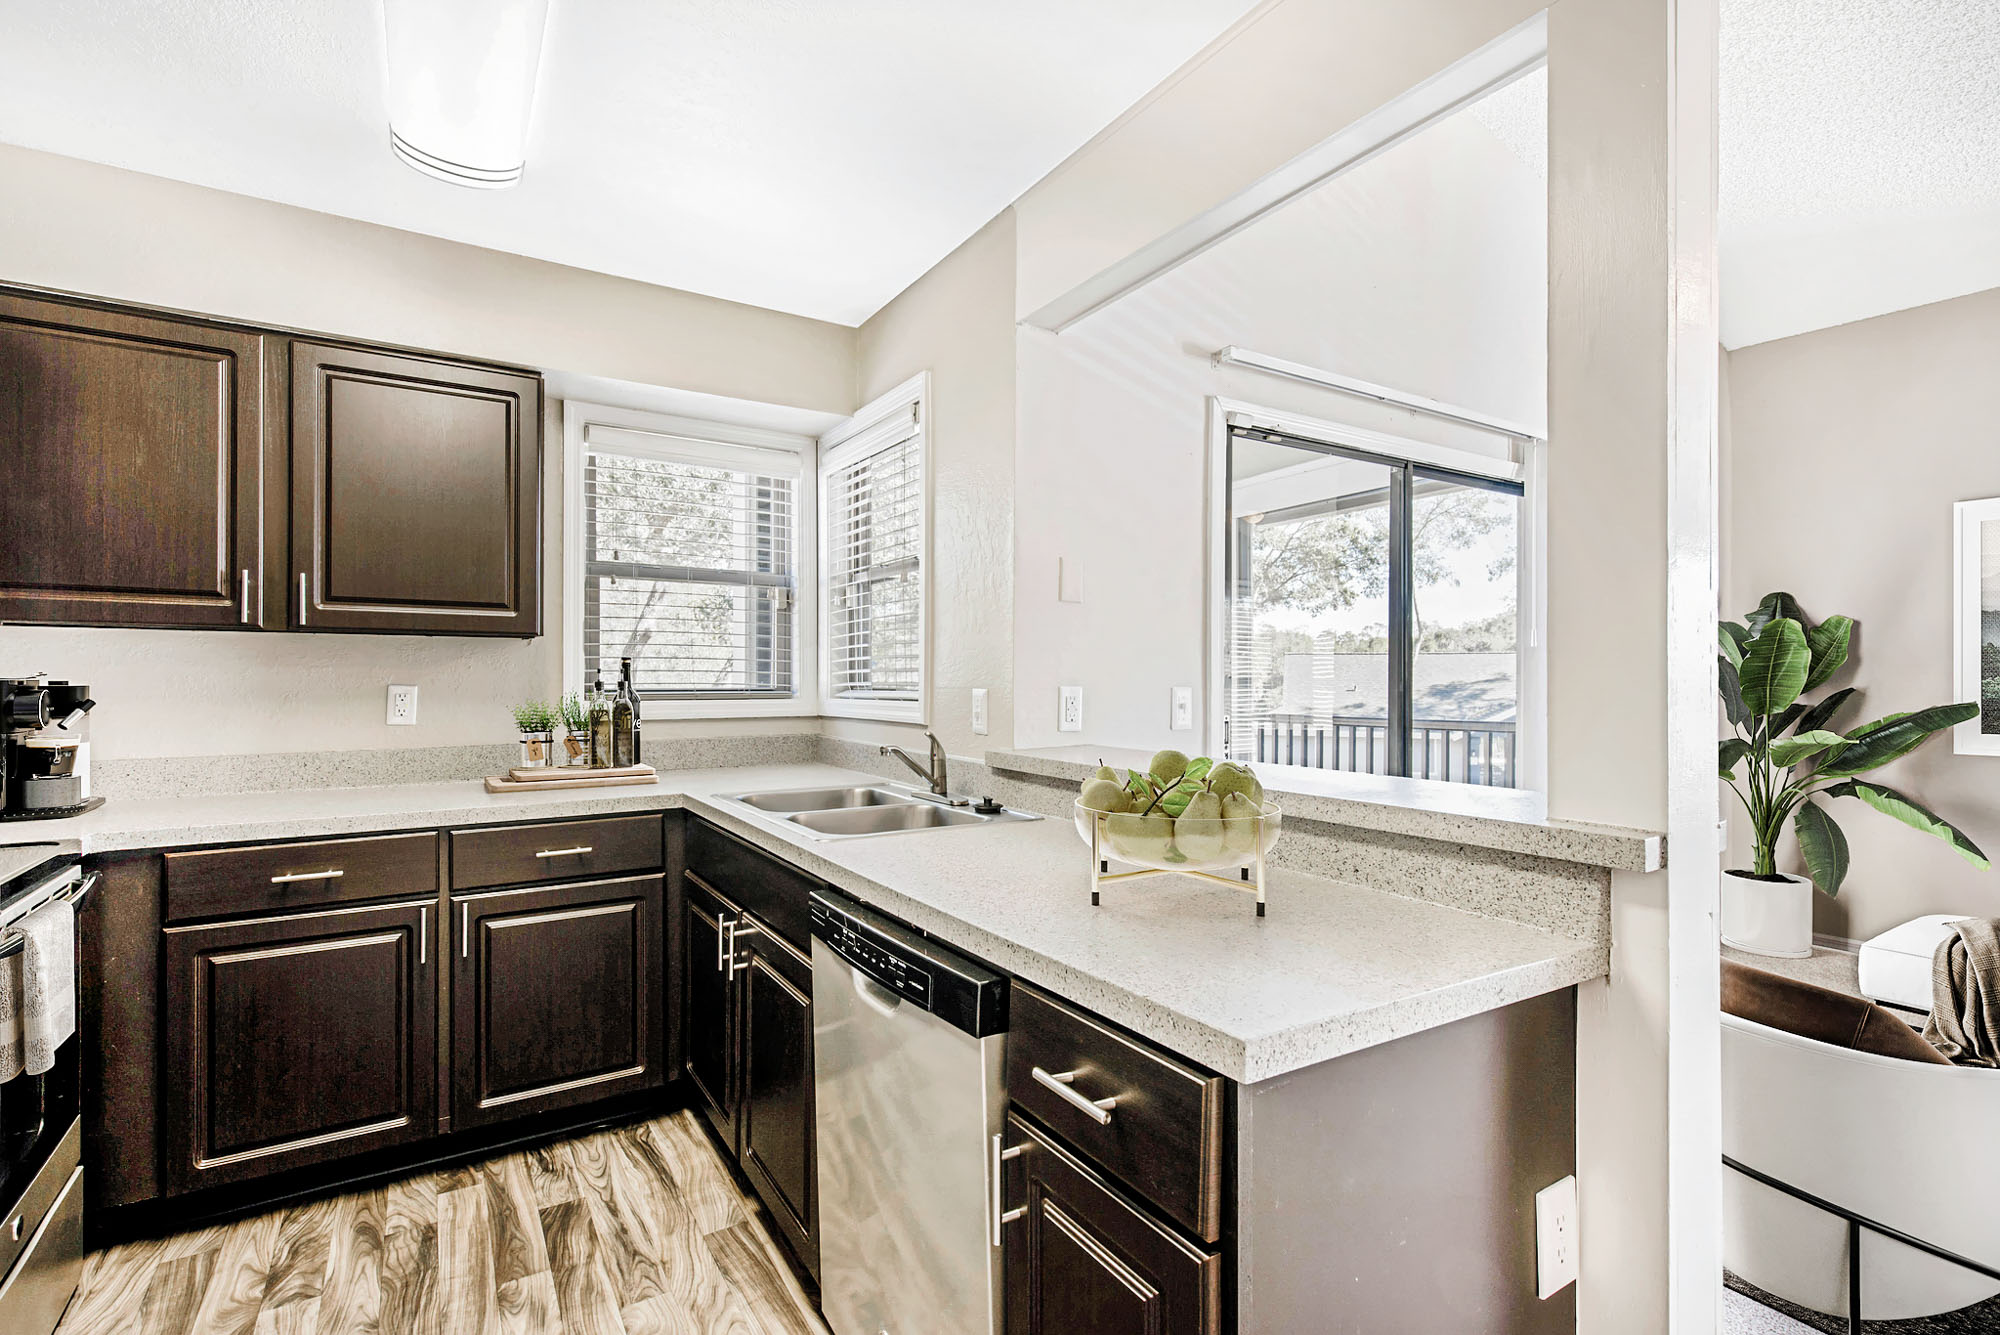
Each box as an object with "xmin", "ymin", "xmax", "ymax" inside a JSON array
[
  {"xmin": 822, "ymin": 411, "xmax": 923, "ymax": 709},
  {"xmin": 582, "ymin": 423, "xmax": 801, "ymax": 699}
]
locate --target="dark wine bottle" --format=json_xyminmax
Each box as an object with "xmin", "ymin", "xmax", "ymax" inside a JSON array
[{"xmin": 612, "ymin": 658, "xmax": 637, "ymax": 768}]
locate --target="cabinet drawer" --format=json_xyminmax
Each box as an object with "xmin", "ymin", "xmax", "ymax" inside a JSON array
[
  {"xmin": 686, "ymin": 817, "xmax": 816, "ymax": 951},
  {"xmin": 449, "ymin": 815, "xmax": 661, "ymax": 890},
  {"xmin": 165, "ymin": 832, "xmax": 438, "ymax": 922},
  {"xmin": 1006, "ymin": 984, "xmax": 1226, "ymax": 1243},
  {"xmin": 1003, "ymin": 1112, "xmax": 1221, "ymax": 1335}
]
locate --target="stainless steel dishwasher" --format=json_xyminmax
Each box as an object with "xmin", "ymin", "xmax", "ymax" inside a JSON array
[{"xmin": 811, "ymin": 889, "xmax": 1008, "ymax": 1335}]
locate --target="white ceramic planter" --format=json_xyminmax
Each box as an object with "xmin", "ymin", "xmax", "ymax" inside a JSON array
[{"xmin": 1721, "ymin": 870, "xmax": 1815, "ymax": 958}]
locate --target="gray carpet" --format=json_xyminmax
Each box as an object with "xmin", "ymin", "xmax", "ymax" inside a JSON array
[{"xmin": 1724, "ymin": 1271, "xmax": 2000, "ymax": 1333}]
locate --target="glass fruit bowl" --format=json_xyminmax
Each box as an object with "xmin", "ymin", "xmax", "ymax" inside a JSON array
[{"xmin": 1072, "ymin": 798, "xmax": 1284, "ymax": 915}]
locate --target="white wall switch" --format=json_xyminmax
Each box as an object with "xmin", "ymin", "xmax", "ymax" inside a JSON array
[
  {"xmin": 971, "ymin": 688, "xmax": 989, "ymax": 735},
  {"xmin": 1535, "ymin": 1174, "xmax": 1579, "ymax": 1298},
  {"xmin": 1058, "ymin": 556, "xmax": 1085, "ymax": 604},
  {"xmin": 1171, "ymin": 686, "xmax": 1193, "ymax": 731},
  {"xmin": 386, "ymin": 683, "xmax": 419, "ymax": 726},
  {"xmin": 1058, "ymin": 685, "xmax": 1084, "ymax": 733}
]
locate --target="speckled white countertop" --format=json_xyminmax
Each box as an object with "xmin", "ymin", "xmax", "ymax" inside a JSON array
[{"xmin": 2, "ymin": 763, "xmax": 1604, "ymax": 1083}]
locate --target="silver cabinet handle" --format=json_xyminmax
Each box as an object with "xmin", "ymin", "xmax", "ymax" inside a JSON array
[
  {"xmin": 989, "ymin": 1132, "xmax": 1024, "ymax": 1246},
  {"xmin": 270, "ymin": 869, "xmax": 344, "ymax": 884},
  {"xmin": 462, "ymin": 901, "xmax": 471, "ymax": 958},
  {"xmin": 1032, "ymin": 1067, "xmax": 1117, "ymax": 1125},
  {"xmin": 534, "ymin": 845, "xmax": 593, "ymax": 859},
  {"xmin": 418, "ymin": 904, "xmax": 429, "ymax": 965},
  {"xmin": 298, "ymin": 571, "xmax": 308, "ymax": 624},
  {"xmin": 240, "ymin": 569, "xmax": 253, "ymax": 623},
  {"xmin": 717, "ymin": 915, "xmax": 735, "ymax": 972},
  {"xmin": 727, "ymin": 920, "xmax": 760, "ymax": 980}
]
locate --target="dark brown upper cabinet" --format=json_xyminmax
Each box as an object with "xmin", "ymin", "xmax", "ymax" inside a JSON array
[
  {"xmin": 0, "ymin": 290, "xmax": 277, "ymax": 628},
  {"xmin": 290, "ymin": 341, "xmax": 542, "ymax": 636}
]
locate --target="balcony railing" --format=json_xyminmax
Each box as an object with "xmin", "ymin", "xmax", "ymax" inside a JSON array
[{"xmin": 1249, "ymin": 715, "xmax": 1517, "ymax": 787}]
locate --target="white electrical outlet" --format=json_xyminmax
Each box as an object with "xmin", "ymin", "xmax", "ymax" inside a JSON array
[
  {"xmin": 1535, "ymin": 1174, "xmax": 1579, "ymax": 1298},
  {"xmin": 1171, "ymin": 686, "xmax": 1193, "ymax": 731},
  {"xmin": 386, "ymin": 683, "xmax": 419, "ymax": 726},
  {"xmin": 971, "ymin": 688, "xmax": 989, "ymax": 735},
  {"xmin": 1058, "ymin": 685, "xmax": 1084, "ymax": 733}
]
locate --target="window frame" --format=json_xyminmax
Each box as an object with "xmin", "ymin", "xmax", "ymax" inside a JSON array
[
  {"xmin": 817, "ymin": 372, "xmax": 930, "ymax": 724},
  {"xmin": 1204, "ymin": 396, "xmax": 1547, "ymax": 791},
  {"xmin": 562, "ymin": 399, "xmax": 819, "ymax": 721}
]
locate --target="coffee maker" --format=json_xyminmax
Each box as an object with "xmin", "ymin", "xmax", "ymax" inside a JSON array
[{"xmin": 1, "ymin": 677, "xmax": 100, "ymax": 820}]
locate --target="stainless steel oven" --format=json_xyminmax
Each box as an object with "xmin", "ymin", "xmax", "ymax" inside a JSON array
[{"xmin": 0, "ymin": 847, "xmax": 92, "ymax": 1335}]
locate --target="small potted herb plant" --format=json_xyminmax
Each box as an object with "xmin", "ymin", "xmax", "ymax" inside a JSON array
[
  {"xmin": 511, "ymin": 699, "xmax": 558, "ymax": 768},
  {"xmin": 558, "ymin": 691, "xmax": 589, "ymax": 765},
  {"xmin": 1720, "ymin": 592, "xmax": 1988, "ymax": 956}
]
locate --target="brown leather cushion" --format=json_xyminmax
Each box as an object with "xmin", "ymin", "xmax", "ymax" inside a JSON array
[{"xmin": 1723, "ymin": 959, "xmax": 1950, "ymax": 1065}]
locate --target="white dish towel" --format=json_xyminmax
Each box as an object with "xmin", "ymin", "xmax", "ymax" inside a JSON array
[{"xmin": 0, "ymin": 896, "xmax": 76, "ymax": 1083}]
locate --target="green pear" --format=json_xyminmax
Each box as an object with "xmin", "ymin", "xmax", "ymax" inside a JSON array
[
  {"xmin": 1108, "ymin": 811, "xmax": 1175, "ymax": 865},
  {"xmin": 1079, "ymin": 778, "xmax": 1133, "ymax": 813},
  {"xmin": 1209, "ymin": 763, "xmax": 1258, "ymax": 801},
  {"xmin": 1149, "ymin": 749, "xmax": 1190, "ymax": 785},
  {"xmin": 1093, "ymin": 762, "xmax": 1118, "ymax": 782},
  {"xmin": 1221, "ymin": 790, "xmax": 1264, "ymax": 857},
  {"xmin": 1175, "ymin": 791, "xmax": 1226, "ymax": 862}
]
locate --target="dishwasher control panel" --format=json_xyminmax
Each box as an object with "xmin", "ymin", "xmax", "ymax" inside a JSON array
[{"xmin": 811, "ymin": 890, "xmax": 1008, "ymax": 1039}]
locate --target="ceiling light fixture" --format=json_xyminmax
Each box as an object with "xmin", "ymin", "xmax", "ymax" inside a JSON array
[{"xmin": 381, "ymin": 0, "xmax": 551, "ymax": 189}]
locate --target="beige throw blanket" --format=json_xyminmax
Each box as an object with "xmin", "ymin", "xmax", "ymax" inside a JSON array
[{"xmin": 1925, "ymin": 917, "xmax": 2000, "ymax": 1066}]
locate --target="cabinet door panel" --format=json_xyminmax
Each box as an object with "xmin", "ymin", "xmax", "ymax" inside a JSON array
[
  {"xmin": 1004, "ymin": 1114, "xmax": 1219, "ymax": 1335},
  {"xmin": 683, "ymin": 873, "xmax": 740, "ymax": 1144},
  {"xmin": 453, "ymin": 875, "xmax": 663, "ymax": 1128},
  {"xmin": 0, "ymin": 292, "xmax": 269, "ymax": 627},
  {"xmin": 163, "ymin": 900, "xmax": 436, "ymax": 1193},
  {"xmin": 291, "ymin": 341, "xmax": 540, "ymax": 635},
  {"xmin": 739, "ymin": 924, "xmax": 815, "ymax": 1278}
]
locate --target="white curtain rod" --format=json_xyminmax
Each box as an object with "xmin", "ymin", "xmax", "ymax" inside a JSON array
[{"xmin": 1210, "ymin": 346, "xmax": 1542, "ymax": 443}]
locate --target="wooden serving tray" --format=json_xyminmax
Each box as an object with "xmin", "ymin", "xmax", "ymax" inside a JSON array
[
  {"xmin": 503, "ymin": 763, "xmax": 655, "ymax": 783},
  {"xmin": 485, "ymin": 772, "xmax": 661, "ymax": 794}
]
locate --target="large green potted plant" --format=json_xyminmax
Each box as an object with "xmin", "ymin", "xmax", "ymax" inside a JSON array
[{"xmin": 1719, "ymin": 592, "xmax": 1989, "ymax": 956}]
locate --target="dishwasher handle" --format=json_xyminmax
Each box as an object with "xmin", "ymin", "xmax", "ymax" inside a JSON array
[
  {"xmin": 851, "ymin": 967, "xmax": 904, "ymax": 1018},
  {"xmin": 990, "ymin": 1132, "xmax": 1024, "ymax": 1246}
]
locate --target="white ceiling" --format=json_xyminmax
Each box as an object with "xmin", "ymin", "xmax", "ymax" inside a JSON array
[
  {"xmin": 1719, "ymin": 0, "xmax": 2000, "ymax": 348},
  {"xmin": 0, "ymin": 0, "xmax": 1261, "ymax": 327}
]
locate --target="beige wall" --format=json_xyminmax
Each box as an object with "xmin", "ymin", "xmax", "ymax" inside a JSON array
[
  {"xmin": 0, "ymin": 143, "xmax": 855, "ymax": 760},
  {"xmin": 1726, "ymin": 287, "xmax": 2000, "ymax": 941},
  {"xmin": 846, "ymin": 212, "xmax": 1019, "ymax": 760}
]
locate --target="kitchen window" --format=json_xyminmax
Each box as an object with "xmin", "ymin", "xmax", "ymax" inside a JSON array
[
  {"xmin": 563, "ymin": 402, "xmax": 815, "ymax": 718},
  {"xmin": 1217, "ymin": 407, "xmax": 1541, "ymax": 789},
  {"xmin": 819, "ymin": 375, "xmax": 928, "ymax": 722}
]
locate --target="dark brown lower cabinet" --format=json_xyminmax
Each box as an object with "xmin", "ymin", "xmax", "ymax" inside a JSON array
[
  {"xmin": 452, "ymin": 875, "xmax": 665, "ymax": 1129},
  {"xmin": 162, "ymin": 899, "xmax": 438, "ymax": 1194},
  {"xmin": 683, "ymin": 873, "xmax": 740, "ymax": 1141},
  {"xmin": 1003, "ymin": 1112, "xmax": 1221, "ymax": 1335},
  {"xmin": 737, "ymin": 921, "xmax": 816, "ymax": 1280},
  {"xmin": 682, "ymin": 868, "xmax": 818, "ymax": 1280}
]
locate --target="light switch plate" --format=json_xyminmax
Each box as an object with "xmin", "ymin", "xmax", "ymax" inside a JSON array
[
  {"xmin": 386, "ymin": 683, "xmax": 419, "ymax": 726},
  {"xmin": 971, "ymin": 688, "xmax": 989, "ymax": 735},
  {"xmin": 1058, "ymin": 686, "xmax": 1084, "ymax": 732},
  {"xmin": 1171, "ymin": 686, "xmax": 1193, "ymax": 731},
  {"xmin": 1535, "ymin": 1174, "xmax": 1578, "ymax": 1298},
  {"xmin": 1059, "ymin": 556, "xmax": 1085, "ymax": 604}
]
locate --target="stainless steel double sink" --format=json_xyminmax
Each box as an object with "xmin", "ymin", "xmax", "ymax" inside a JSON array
[{"xmin": 718, "ymin": 784, "xmax": 1036, "ymax": 839}]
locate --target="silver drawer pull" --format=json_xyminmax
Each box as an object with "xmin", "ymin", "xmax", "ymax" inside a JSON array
[
  {"xmin": 1032, "ymin": 1067, "xmax": 1117, "ymax": 1124},
  {"xmin": 270, "ymin": 869, "xmax": 344, "ymax": 884},
  {"xmin": 534, "ymin": 845, "xmax": 594, "ymax": 858}
]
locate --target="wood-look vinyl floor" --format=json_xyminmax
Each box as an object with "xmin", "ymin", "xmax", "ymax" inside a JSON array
[{"xmin": 55, "ymin": 1112, "xmax": 830, "ymax": 1335}]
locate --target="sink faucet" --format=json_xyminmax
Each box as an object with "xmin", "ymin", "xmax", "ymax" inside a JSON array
[{"xmin": 881, "ymin": 731, "xmax": 951, "ymax": 799}]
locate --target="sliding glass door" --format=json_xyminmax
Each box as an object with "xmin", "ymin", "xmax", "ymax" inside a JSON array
[{"xmin": 1223, "ymin": 426, "xmax": 1525, "ymax": 786}]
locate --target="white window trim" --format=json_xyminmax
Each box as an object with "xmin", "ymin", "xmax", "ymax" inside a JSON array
[
  {"xmin": 562, "ymin": 399, "xmax": 819, "ymax": 721},
  {"xmin": 1202, "ymin": 395, "xmax": 1547, "ymax": 792},
  {"xmin": 817, "ymin": 372, "xmax": 930, "ymax": 725}
]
